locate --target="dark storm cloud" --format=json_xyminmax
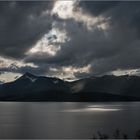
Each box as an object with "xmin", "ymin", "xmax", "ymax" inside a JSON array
[
  {"xmin": 86, "ymin": 1, "xmax": 140, "ymax": 75},
  {"xmin": 78, "ymin": 1, "xmax": 120, "ymax": 16},
  {"xmin": 0, "ymin": 1, "xmax": 54, "ymax": 58},
  {"xmin": 26, "ymin": 11, "xmax": 139, "ymax": 76},
  {"xmin": 26, "ymin": 1, "xmax": 140, "ymax": 78},
  {"xmin": 70, "ymin": 2, "xmax": 140, "ymax": 76},
  {"xmin": 1, "ymin": 1, "xmax": 140, "ymax": 80}
]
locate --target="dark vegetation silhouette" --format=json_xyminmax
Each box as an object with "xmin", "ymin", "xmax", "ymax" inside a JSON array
[{"xmin": 92, "ymin": 129, "xmax": 140, "ymax": 139}]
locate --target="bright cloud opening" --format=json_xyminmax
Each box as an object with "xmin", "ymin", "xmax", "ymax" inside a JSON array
[
  {"xmin": 0, "ymin": 56, "xmax": 37, "ymax": 69},
  {"xmin": 52, "ymin": 0, "xmax": 109, "ymax": 30},
  {"xmin": 110, "ymin": 69, "xmax": 140, "ymax": 76},
  {"xmin": 49, "ymin": 65, "xmax": 91, "ymax": 81},
  {"xmin": 0, "ymin": 72, "xmax": 21, "ymax": 83},
  {"xmin": 27, "ymin": 27, "xmax": 68, "ymax": 56}
]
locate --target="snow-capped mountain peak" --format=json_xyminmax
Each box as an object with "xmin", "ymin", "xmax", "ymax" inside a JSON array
[
  {"xmin": 19, "ymin": 72, "xmax": 38, "ymax": 83},
  {"xmin": 25, "ymin": 75, "xmax": 37, "ymax": 82}
]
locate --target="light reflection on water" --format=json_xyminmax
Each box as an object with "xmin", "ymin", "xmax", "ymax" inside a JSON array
[
  {"xmin": 62, "ymin": 107, "xmax": 121, "ymax": 112},
  {"xmin": 0, "ymin": 102, "xmax": 139, "ymax": 138}
]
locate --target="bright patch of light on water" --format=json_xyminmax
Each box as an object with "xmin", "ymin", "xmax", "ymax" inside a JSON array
[{"xmin": 62, "ymin": 107, "xmax": 121, "ymax": 112}]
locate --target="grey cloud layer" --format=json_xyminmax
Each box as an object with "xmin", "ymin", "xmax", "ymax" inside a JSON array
[
  {"xmin": 0, "ymin": 1, "xmax": 53, "ymax": 58},
  {"xmin": 1, "ymin": 1, "xmax": 140, "ymax": 79},
  {"xmin": 81, "ymin": 1, "xmax": 140, "ymax": 75}
]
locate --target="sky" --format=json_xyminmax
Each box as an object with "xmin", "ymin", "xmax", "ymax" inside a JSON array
[{"xmin": 1, "ymin": 1, "xmax": 140, "ymax": 83}]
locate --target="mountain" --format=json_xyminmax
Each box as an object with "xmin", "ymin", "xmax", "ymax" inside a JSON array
[
  {"xmin": 0, "ymin": 72, "xmax": 69, "ymax": 101},
  {"xmin": 71, "ymin": 75, "xmax": 140, "ymax": 97},
  {"xmin": 0, "ymin": 73, "xmax": 140, "ymax": 101}
]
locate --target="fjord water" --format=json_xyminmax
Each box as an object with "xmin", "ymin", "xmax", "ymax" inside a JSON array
[{"xmin": 0, "ymin": 102, "xmax": 140, "ymax": 138}]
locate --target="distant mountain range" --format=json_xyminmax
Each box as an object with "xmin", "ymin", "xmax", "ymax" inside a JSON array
[{"xmin": 0, "ymin": 72, "xmax": 140, "ymax": 101}]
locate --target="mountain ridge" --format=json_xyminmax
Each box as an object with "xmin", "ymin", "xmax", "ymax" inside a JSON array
[{"xmin": 0, "ymin": 73, "xmax": 140, "ymax": 101}]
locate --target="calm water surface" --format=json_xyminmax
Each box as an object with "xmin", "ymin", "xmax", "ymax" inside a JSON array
[{"xmin": 0, "ymin": 102, "xmax": 140, "ymax": 138}]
